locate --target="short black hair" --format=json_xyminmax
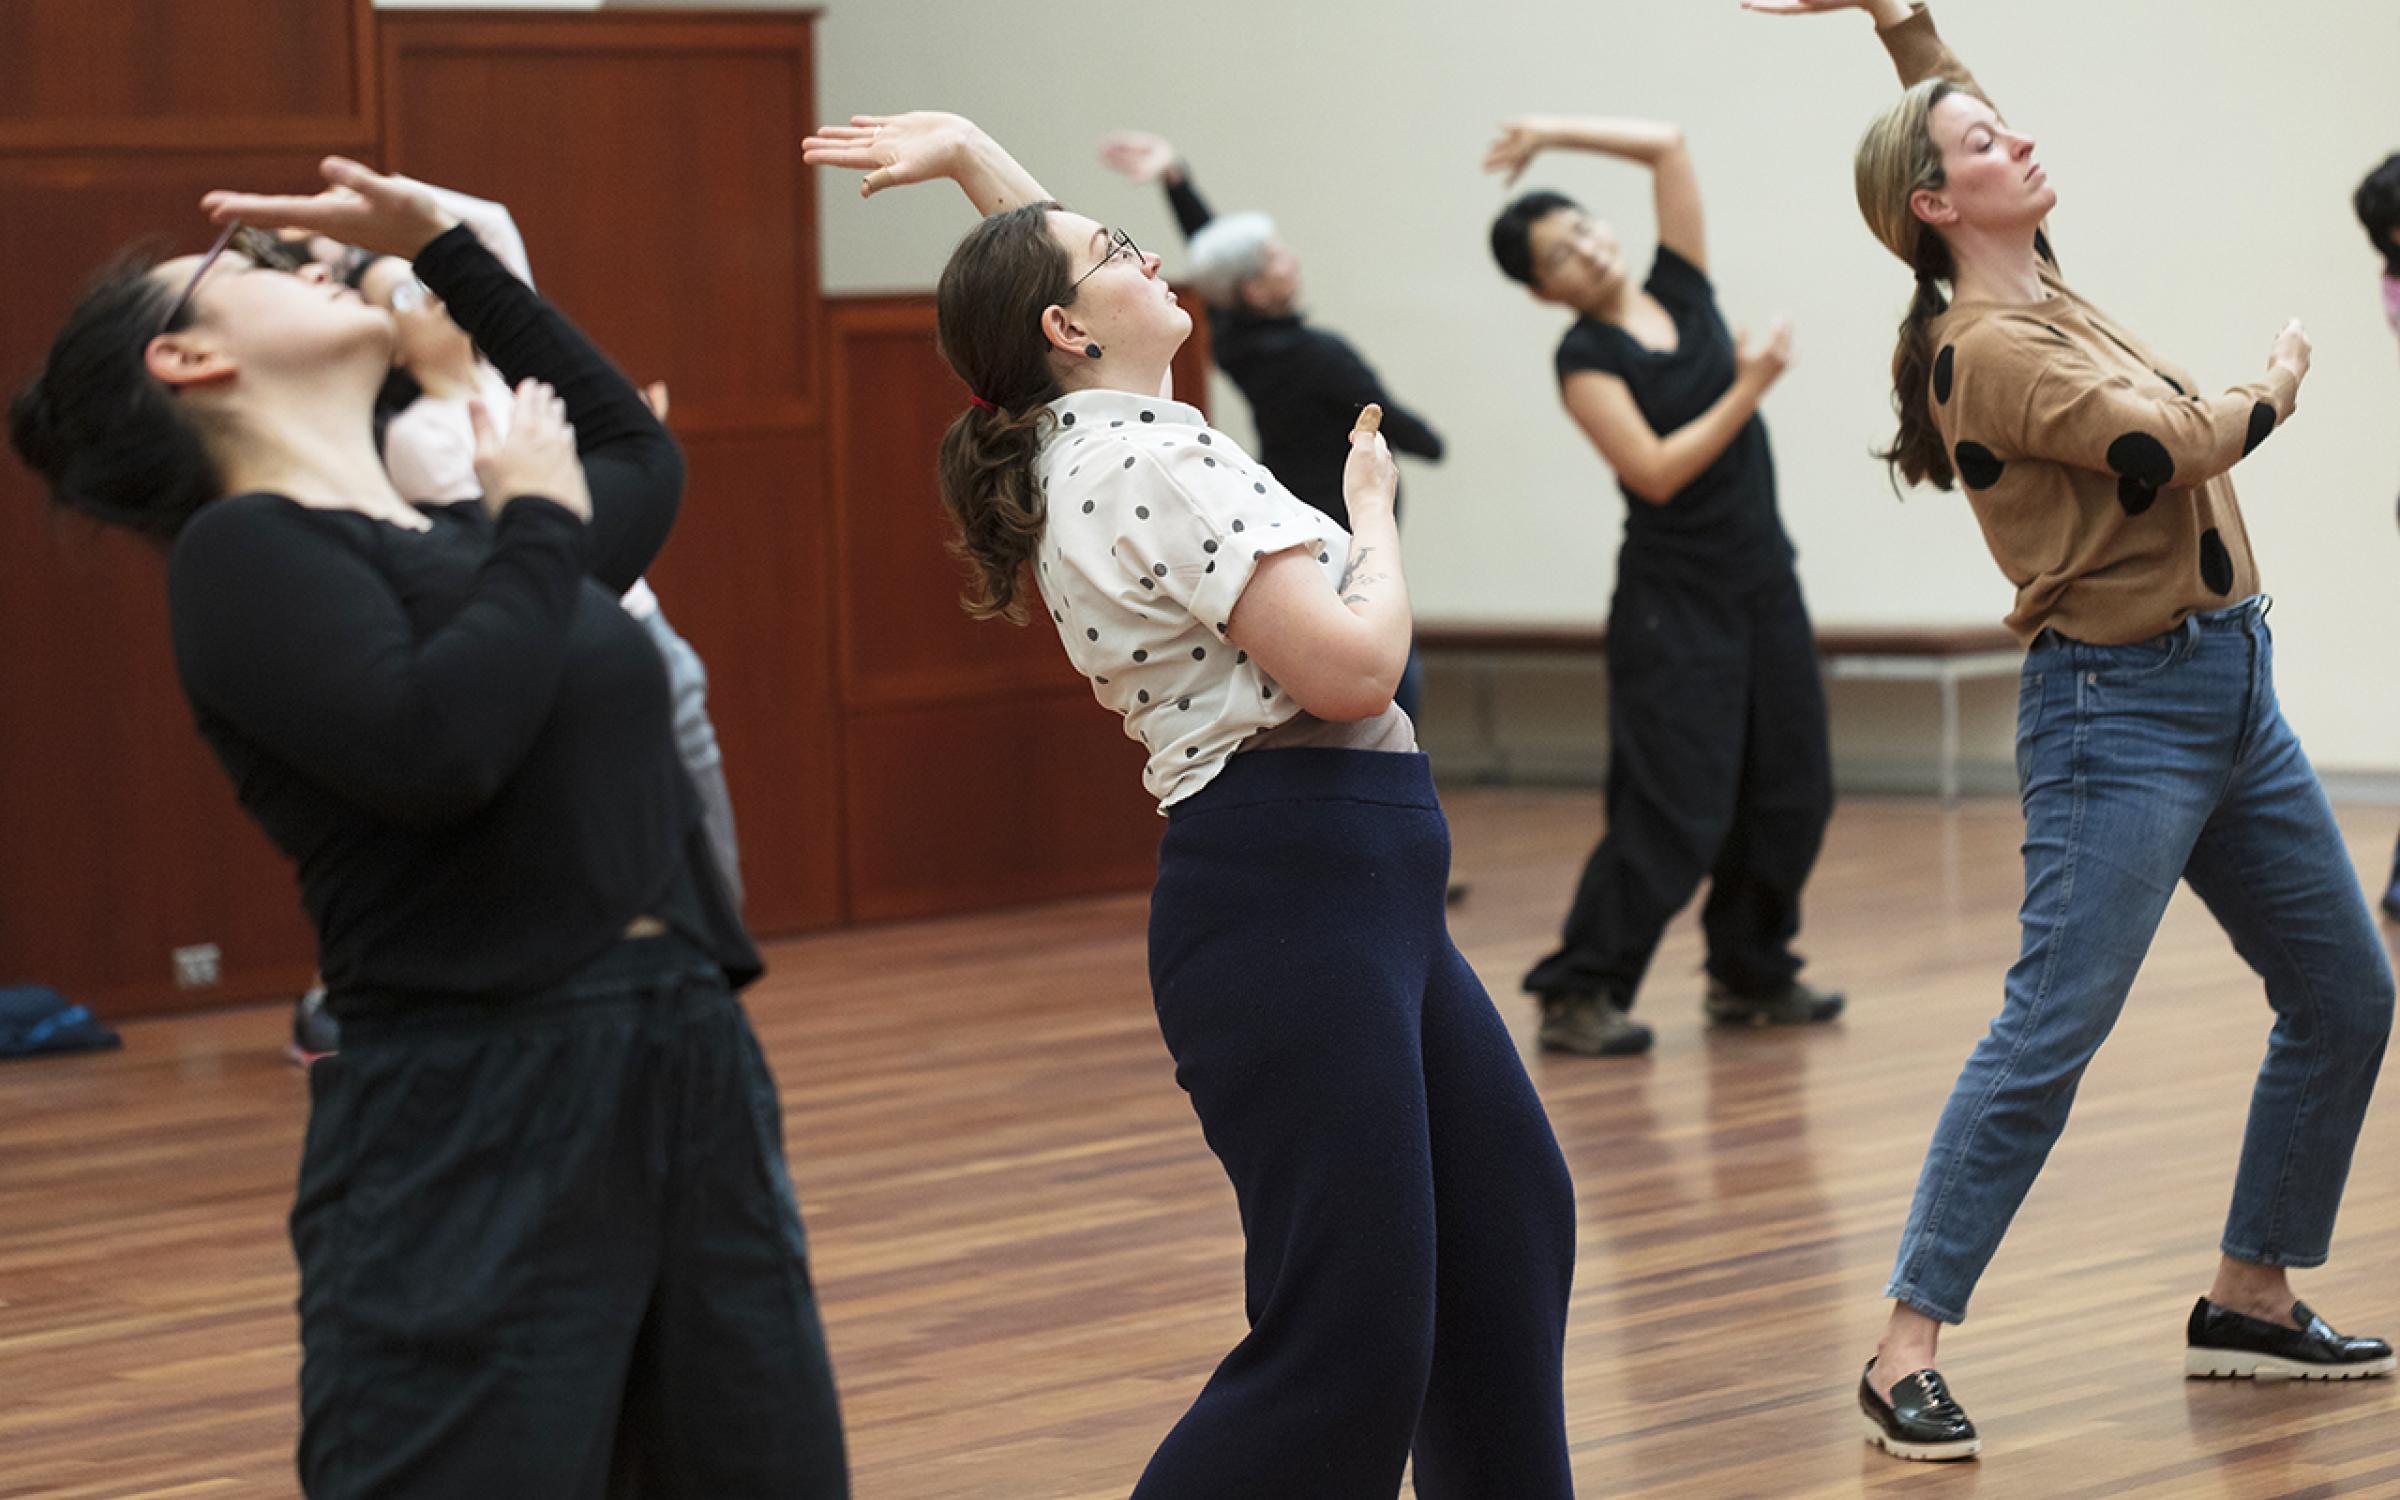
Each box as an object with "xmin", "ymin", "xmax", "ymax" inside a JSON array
[
  {"xmin": 2355, "ymin": 152, "xmax": 2400, "ymax": 277},
  {"xmin": 1490, "ymin": 190, "xmax": 1580, "ymax": 288}
]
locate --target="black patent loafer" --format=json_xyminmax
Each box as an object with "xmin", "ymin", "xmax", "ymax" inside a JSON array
[
  {"xmin": 1859, "ymin": 1359, "xmax": 1980, "ymax": 1462},
  {"xmin": 2186, "ymin": 1298, "xmax": 2396, "ymax": 1381},
  {"xmin": 1705, "ymin": 976, "xmax": 1845, "ymax": 1027}
]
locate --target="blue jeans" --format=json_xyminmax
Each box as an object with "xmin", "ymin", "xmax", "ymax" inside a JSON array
[{"xmin": 1887, "ymin": 599, "xmax": 2393, "ymax": 1324}]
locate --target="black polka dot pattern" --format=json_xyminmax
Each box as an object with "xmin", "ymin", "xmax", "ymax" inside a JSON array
[
  {"xmin": 1196, "ymin": 433, "xmax": 1211, "ymax": 445},
  {"xmin": 1202, "ymin": 540, "xmax": 1218, "ymax": 554},
  {"xmin": 1061, "ymin": 412, "xmax": 1076, "ymax": 427},
  {"xmin": 2198, "ymin": 529, "xmax": 2234, "ymax": 595},
  {"xmin": 1191, "ymin": 647, "xmax": 1206, "ymax": 660},
  {"xmin": 1152, "ymin": 563, "xmax": 1167, "ymax": 577},
  {"xmin": 2153, "ymin": 369, "xmax": 2187, "ymax": 397},
  {"xmin": 1135, "ymin": 506, "xmax": 1149, "ymax": 519},
  {"xmin": 1085, "ymin": 628, "xmax": 1099, "ymax": 641},
  {"xmin": 1122, "ymin": 456, "xmax": 1136, "ymax": 470},
  {"xmin": 1081, "ymin": 500, "xmax": 1094, "ymax": 513},
  {"xmin": 1231, "ymin": 520, "xmax": 1245, "ymax": 533},
  {"xmin": 2242, "ymin": 402, "xmax": 2275, "ymax": 457},
  {"xmin": 1132, "ymin": 650, "xmax": 1148, "ymax": 662},
  {"xmin": 2105, "ymin": 432, "xmax": 2173, "ymax": 517},
  {"xmin": 1932, "ymin": 345, "xmax": 1956, "ymax": 406},
  {"xmin": 1954, "ymin": 441, "xmax": 2006, "ymax": 491},
  {"xmin": 1139, "ymin": 410, "xmax": 1154, "ymax": 423}
]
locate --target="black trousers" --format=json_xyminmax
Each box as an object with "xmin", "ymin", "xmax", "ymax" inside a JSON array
[
  {"xmin": 1136, "ymin": 750, "xmax": 1577, "ymax": 1499},
  {"xmin": 292, "ymin": 936, "xmax": 848, "ymax": 1499},
  {"xmin": 1524, "ymin": 565, "xmax": 1832, "ymax": 1006}
]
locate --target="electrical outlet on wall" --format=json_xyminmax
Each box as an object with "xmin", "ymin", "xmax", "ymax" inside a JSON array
[{"xmin": 172, "ymin": 943, "xmax": 222, "ymax": 990}]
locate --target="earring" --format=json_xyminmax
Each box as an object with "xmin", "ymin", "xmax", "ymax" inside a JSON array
[{"xmin": 1084, "ymin": 342, "xmax": 1103, "ymax": 360}]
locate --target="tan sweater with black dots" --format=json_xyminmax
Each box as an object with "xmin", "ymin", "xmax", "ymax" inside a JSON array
[{"xmin": 1882, "ymin": 6, "xmax": 2298, "ymax": 646}]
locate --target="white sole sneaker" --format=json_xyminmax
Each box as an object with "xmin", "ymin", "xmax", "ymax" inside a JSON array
[
  {"xmin": 1861, "ymin": 1414, "xmax": 1981, "ymax": 1462},
  {"xmin": 2185, "ymin": 1347, "xmax": 2398, "ymax": 1381}
]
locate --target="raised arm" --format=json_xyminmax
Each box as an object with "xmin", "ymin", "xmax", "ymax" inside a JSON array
[
  {"xmin": 1099, "ymin": 131, "xmax": 1214, "ymax": 239},
  {"xmin": 411, "ymin": 229, "xmax": 677, "ymax": 593},
  {"xmin": 803, "ymin": 112, "xmax": 1049, "ymax": 217},
  {"xmin": 418, "ymin": 181, "xmax": 534, "ymax": 287},
  {"xmin": 1485, "ymin": 115, "xmax": 1705, "ymax": 272},
  {"xmin": 1563, "ymin": 319, "xmax": 1792, "ymax": 504},
  {"xmin": 202, "ymin": 159, "xmax": 681, "ymax": 593}
]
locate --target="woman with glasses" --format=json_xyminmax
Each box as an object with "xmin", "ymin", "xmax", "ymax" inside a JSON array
[
  {"xmin": 1482, "ymin": 111, "xmax": 1842, "ymax": 1058},
  {"xmin": 1753, "ymin": 0, "xmax": 2394, "ymax": 1460},
  {"xmin": 7, "ymin": 160, "xmax": 847, "ymax": 1497},
  {"xmin": 805, "ymin": 112, "xmax": 1576, "ymax": 1498}
]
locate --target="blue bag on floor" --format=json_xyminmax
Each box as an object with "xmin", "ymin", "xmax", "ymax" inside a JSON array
[{"xmin": 0, "ymin": 986, "xmax": 122, "ymax": 1058}]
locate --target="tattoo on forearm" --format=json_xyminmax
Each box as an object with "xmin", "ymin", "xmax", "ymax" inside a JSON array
[{"xmin": 1336, "ymin": 547, "xmax": 1375, "ymax": 593}]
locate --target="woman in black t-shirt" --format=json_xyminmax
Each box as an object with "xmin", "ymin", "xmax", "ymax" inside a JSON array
[
  {"xmin": 8, "ymin": 160, "xmax": 846, "ymax": 1498},
  {"xmin": 1487, "ymin": 115, "xmax": 1842, "ymax": 1057}
]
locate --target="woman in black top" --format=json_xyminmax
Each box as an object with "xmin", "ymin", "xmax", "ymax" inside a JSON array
[
  {"xmin": 1487, "ymin": 115, "xmax": 1843, "ymax": 1057},
  {"xmin": 8, "ymin": 160, "xmax": 846, "ymax": 1499}
]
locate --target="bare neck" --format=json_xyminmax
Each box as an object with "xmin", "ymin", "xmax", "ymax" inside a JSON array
[
  {"xmin": 206, "ymin": 382, "xmax": 414, "ymax": 520},
  {"xmin": 1945, "ymin": 226, "xmax": 2049, "ymax": 307}
]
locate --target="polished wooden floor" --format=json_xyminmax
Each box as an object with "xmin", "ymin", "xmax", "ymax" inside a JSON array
[{"xmin": 7, "ymin": 791, "xmax": 2400, "ymax": 1499}]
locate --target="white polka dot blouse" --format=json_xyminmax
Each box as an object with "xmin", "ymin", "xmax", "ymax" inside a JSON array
[{"xmin": 1032, "ymin": 388, "xmax": 1348, "ymax": 810}]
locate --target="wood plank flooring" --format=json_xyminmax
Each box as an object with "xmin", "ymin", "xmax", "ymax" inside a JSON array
[{"xmin": 5, "ymin": 791, "xmax": 2400, "ymax": 1498}]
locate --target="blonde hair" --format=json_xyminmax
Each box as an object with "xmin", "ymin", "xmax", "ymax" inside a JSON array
[{"xmin": 1854, "ymin": 79, "xmax": 1962, "ymax": 491}]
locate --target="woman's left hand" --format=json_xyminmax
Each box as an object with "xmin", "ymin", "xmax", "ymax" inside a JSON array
[
  {"xmin": 1483, "ymin": 119, "xmax": 1559, "ymax": 187},
  {"xmin": 803, "ymin": 112, "xmax": 983, "ymax": 198},
  {"xmin": 201, "ymin": 157, "xmax": 457, "ymax": 260}
]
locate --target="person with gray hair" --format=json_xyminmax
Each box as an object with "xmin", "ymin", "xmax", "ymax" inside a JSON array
[{"xmin": 1101, "ymin": 131, "xmax": 1445, "ymax": 718}]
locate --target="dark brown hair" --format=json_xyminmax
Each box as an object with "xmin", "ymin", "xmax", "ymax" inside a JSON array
[{"xmin": 932, "ymin": 202, "xmax": 1074, "ymax": 623}]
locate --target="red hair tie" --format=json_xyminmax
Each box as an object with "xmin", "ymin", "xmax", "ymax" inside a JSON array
[{"xmin": 968, "ymin": 393, "xmax": 999, "ymax": 413}]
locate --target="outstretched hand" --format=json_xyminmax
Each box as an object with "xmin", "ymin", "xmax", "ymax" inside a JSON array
[
  {"xmin": 803, "ymin": 112, "xmax": 981, "ymax": 198},
  {"xmin": 1482, "ymin": 120, "xmax": 1555, "ymax": 187},
  {"xmin": 1099, "ymin": 131, "xmax": 1179, "ymax": 185},
  {"xmin": 200, "ymin": 157, "xmax": 457, "ymax": 260}
]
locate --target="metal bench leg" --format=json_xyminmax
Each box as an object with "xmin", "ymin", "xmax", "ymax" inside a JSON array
[{"xmin": 1940, "ymin": 668, "xmax": 1961, "ymax": 805}]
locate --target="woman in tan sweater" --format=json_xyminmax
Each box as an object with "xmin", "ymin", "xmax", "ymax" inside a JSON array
[{"xmin": 1755, "ymin": 0, "xmax": 2396, "ymax": 1462}]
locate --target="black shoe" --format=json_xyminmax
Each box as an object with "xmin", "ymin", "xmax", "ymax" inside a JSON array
[
  {"xmin": 1704, "ymin": 976, "xmax": 1845, "ymax": 1027},
  {"xmin": 287, "ymin": 985, "xmax": 339, "ymax": 1067},
  {"xmin": 1535, "ymin": 991, "xmax": 1653, "ymax": 1057},
  {"xmin": 2185, "ymin": 1298, "xmax": 2396, "ymax": 1381},
  {"xmin": 1858, "ymin": 1358, "xmax": 1980, "ymax": 1462}
]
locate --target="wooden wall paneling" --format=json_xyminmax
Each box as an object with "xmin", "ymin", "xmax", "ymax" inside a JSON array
[
  {"xmin": 826, "ymin": 297, "xmax": 1170, "ymax": 923},
  {"xmin": 0, "ymin": 0, "xmax": 377, "ymax": 154},
  {"xmin": 647, "ymin": 431, "xmax": 844, "ymax": 937},
  {"xmin": 379, "ymin": 12, "xmax": 823, "ymax": 429},
  {"xmin": 839, "ymin": 697, "xmax": 1162, "ymax": 924},
  {"xmin": 383, "ymin": 10, "xmax": 841, "ymax": 935},
  {"xmin": 0, "ymin": 154, "xmax": 352, "ymax": 1017}
]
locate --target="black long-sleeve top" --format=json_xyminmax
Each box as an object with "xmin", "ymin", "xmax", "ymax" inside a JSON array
[
  {"xmin": 1165, "ymin": 173, "xmax": 1442, "ymax": 532},
  {"xmin": 166, "ymin": 226, "xmax": 757, "ymax": 1012}
]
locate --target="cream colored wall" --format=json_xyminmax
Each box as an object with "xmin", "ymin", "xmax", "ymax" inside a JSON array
[{"xmin": 383, "ymin": 0, "xmax": 2400, "ymax": 774}]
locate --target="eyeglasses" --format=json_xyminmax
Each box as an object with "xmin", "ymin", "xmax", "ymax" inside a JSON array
[
  {"xmin": 1068, "ymin": 228, "xmax": 1142, "ymax": 296},
  {"xmin": 155, "ymin": 219, "xmax": 285, "ymax": 336}
]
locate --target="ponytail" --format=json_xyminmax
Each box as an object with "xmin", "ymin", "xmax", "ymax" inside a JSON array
[
  {"xmin": 1854, "ymin": 79, "xmax": 1962, "ymax": 497},
  {"xmin": 931, "ymin": 203, "xmax": 1073, "ymax": 623},
  {"xmin": 1878, "ymin": 237, "xmax": 1958, "ymax": 493},
  {"xmin": 935, "ymin": 402, "xmax": 1054, "ymax": 622}
]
